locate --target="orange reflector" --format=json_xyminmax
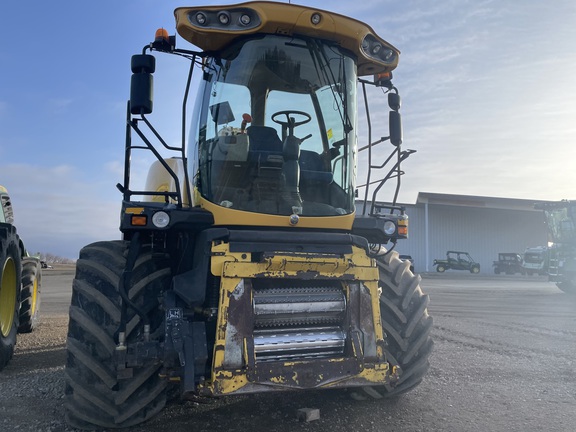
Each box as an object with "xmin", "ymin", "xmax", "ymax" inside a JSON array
[
  {"xmin": 131, "ymin": 215, "xmax": 147, "ymax": 226},
  {"xmin": 155, "ymin": 28, "xmax": 169, "ymax": 41},
  {"xmin": 375, "ymin": 71, "xmax": 392, "ymax": 81},
  {"xmin": 398, "ymin": 226, "xmax": 408, "ymax": 236}
]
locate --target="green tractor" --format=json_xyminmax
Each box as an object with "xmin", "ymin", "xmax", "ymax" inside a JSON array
[
  {"xmin": 537, "ymin": 200, "xmax": 576, "ymax": 293},
  {"xmin": 0, "ymin": 185, "xmax": 42, "ymax": 372},
  {"xmin": 64, "ymin": 3, "xmax": 432, "ymax": 429}
]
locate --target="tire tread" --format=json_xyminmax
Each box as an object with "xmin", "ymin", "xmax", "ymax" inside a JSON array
[
  {"xmin": 64, "ymin": 240, "xmax": 171, "ymax": 429},
  {"xmin": 361, "ymin": 250, "xmax": 433, "ymax": 399}
]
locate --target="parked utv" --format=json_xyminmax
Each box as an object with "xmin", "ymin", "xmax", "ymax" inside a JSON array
[
  {"xmin": 522, "ymin": 246, "xmax": 549, "ymax": 276},
  {"xmin": 434, "ymin": 251, "xmax": 480, "ymax": 273},
  {"xmin": 493, "ymin": 252, "xmax": 525, "ymax": 275}
]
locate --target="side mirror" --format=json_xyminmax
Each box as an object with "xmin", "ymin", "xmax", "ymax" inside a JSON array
[
  {"xmin": 388, "ymin": 92, "xmax": 401, "ymax": 111},
  {"xmin": 130, "ymin": 54, "xmax": 156, "ymax": 114},
  {"xmin": 389, "ymin": 111, "xmax": 402, "ymax": 146}
]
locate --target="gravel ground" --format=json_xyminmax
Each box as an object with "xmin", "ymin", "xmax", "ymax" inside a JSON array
[{"xmin": 2, "ymin": 270, "xmax": 576, "ymax": 431}]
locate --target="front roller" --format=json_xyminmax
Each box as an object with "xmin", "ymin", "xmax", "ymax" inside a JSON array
[
  {"xmin": 0, "ymin": 224, "xmax": 22, "ymax": 372},
  {"xmin": 355, "ymin": 250, "xmax": 433, "ymax": 398},
  {"xmin": 64, "ymin": 241, "xmax": 171, "ymax": 429}
]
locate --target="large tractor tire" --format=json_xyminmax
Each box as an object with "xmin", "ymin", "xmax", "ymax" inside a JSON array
[
  {"xmin": 355, "ymin": 250, "xmax": 433, "ymax": 399},
  {"xmin": 0, "ymin": 224, "xmax": 22, "ymax": 372},
  {"xmin": 18, "ymin": 257, "xmax": 42, "ymax": 333},
  {"xmin": 64, "ymin": 240, "xmax": 172, "ymax": 429}
]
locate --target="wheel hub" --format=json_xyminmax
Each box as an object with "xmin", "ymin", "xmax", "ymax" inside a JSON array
[{"xmin": 0, "ymin": 257, "xmax": 17, "ymax": 337}]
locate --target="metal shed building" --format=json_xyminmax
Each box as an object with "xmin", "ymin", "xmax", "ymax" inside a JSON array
[{"xmin": 374, "ymin": 192, "xmax": 549, "ymax": 274}]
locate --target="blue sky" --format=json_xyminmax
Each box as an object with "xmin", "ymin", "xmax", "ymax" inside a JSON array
[{"xmin": 1, "ymin": 0, "xmax": 576, "ymax": 259}]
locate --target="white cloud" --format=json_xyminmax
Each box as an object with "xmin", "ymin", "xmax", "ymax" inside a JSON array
[
  {"xmin": 358, "ymin": 0, "xmax": 576, "ymax": 205},
  {"xmin": 1, "ymin": 163, "xmax": 121, "ymax": 259}
]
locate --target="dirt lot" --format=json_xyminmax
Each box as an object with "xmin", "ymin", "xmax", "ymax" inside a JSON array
[{"xmin": 2, "ymin": 269, "xmax": 576, "ymax": 431}]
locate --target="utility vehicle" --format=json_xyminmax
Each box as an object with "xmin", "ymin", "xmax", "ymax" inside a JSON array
[
  {"xmin": 434, "ymin": 251, "xmax": 480, "ymax": 273},
  {"xmin": 521, "ymin": 246, "xmax": 549, "ymax": 276},
  {"xmin": 493, "ymin": 252, "xmax": 524, "ymax": 275}
]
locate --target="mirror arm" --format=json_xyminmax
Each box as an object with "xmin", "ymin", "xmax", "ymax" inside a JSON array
[{"xmin": 358, "ymin": 136, "xmax": 390, "ymax": 153}]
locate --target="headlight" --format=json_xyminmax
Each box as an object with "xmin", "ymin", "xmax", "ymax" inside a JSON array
[
  {"xmin": 152, "ymin": 211, "xmax": 170, "ymax": 228},
  {"xmin": 218, "ymin": 11, "xmax": 231, "ymax": 25},
  {"xmin": 361, "ymin": 34, "xmax": 397, "ymax": 64},
  {"xmin": 382, "ymin": 49, "xmax": 394, "ymax": 61},
  {"xmin": 239, "ymin": 13, "xmax": 251, "ymax": 26},
  {"xmin": 383, "ymin": 220, "xmax": 396, "ymax": 236},
  {"xmin": 195, "ymin": 12, "xmax": 207, "ymax": 25},
  {"xmin": 311, "ymin": 12, "xmax": 322, "ymax": 25}
]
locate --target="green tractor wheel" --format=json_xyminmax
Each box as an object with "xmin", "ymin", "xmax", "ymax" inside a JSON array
[
  {"xmin": 353, "ymin": 251, "xmax": 433, "ymax": 399},
  {"xmin": 64, "ymin": 240, "xmax": 172, "ymax": 429},
  {"xmin": 436, "ymin": 264, "xmax": 446, "ymax": 273},
  {"xmin": 18, "ymin": 257, "xmax": 42, "ymax": 333},
  {"xmin": 0, "ymin": 225, "xmax": 22, "ymax": 372}
]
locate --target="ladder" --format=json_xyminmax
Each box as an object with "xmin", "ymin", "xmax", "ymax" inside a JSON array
[{"xmin": 547, "ymin": 249, "xmax": 561, "ymax": 282}]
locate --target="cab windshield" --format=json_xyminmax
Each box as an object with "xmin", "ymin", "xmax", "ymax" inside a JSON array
[{"xmin": 189, "ymin": 35, "xmax": 357, "ymax": 217}]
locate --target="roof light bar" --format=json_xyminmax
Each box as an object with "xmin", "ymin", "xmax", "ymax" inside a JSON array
[
  {"xmin": 187, "ymin": 7, "xmax": 261, "ymax": 31},
  {"xmin": 361, "ymin": 34, "xmax": 396, "ymax": 64}
]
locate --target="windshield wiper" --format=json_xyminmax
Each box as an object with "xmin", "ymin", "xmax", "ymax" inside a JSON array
[{"xmin": 306, "ymin": 39, "xmax": 353, "ymax": 134}]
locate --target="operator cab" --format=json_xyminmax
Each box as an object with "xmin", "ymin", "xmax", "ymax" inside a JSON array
[
  {"xmin": 190, "ymin": 34, "xmax": 356, "ymax": 217},
  {"xmin": 123, "ymin": 2, "xmax": 404, "ymax": 233}
]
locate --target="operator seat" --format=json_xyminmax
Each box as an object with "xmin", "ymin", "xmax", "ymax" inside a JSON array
[
  {"xmin": 247, "ymin": 126, "xmax": 283, "ymax": 156},
  {"xmin": 299, "ymin": 150, "xmax": 333, "ymax": 185},
  {"xmin": 299, "ymin": 150, "xmax": 333, "ymax": 203},
  {"xmin": 246, "ymin": 126, "xmax": 285, "ymax": 205}
]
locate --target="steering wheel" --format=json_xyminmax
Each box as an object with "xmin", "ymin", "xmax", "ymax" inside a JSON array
[{"xmin": 271, "ymin": 110, "xmax": 311, "ymax": 137}]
